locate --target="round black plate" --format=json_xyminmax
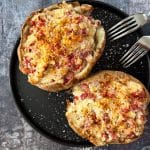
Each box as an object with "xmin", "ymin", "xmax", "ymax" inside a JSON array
[{"xmin": 10, "ymin": 0, "xmax": 150, "ymax": 147}]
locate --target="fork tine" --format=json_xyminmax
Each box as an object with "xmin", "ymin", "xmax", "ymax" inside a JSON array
[
  {"xmin": 108, "ymin": 16, "xmax": 134, "ymax": 32},
  {"xmin": 123, "ymin": 49, "xmax": 147, "ymax": 68},
  {"xmin": 108, "ymin": 19, "xmax": 136, "ymax": 36},
  {"xmin": 120, "ymin": 45, "xmax": 140, "ymax": 64},
  {"xmin": 119, "ymin": 43, "xmax": 138, "ymax": 62},
  {"xmin": 109, "ymin": 23, "xmax": 138, "ymax": 40},
  {"xmin": 122, "ymin": 47, "xmax": 144, "ymax": 65},
  {"xmin": 110, "ymin": 26, "xmax": 140, "ymax": 41}
]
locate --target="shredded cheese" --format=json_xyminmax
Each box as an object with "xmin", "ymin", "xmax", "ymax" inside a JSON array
[{"xmin": 22, "ymin": 2, "xmax": 100, "ymax": 84}]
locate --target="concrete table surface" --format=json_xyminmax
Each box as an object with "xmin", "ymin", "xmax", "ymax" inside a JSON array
[{"xmin": 0, "ymin": 0, "xmax": 150, "ymax": 150}]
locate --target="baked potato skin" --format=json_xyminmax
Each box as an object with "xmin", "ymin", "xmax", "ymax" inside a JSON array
[
  {"xmin": 18, "ymin": 2, "xmax": 106, "ymax": 92},
  {"xmin": 66, "ymin": 71, "xmax": 150, "ymax": 146}
]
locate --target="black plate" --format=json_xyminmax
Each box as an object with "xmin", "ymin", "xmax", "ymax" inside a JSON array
[{"xmin": 10, "ymin": 0, "xmax": 150, "ymax": 148}]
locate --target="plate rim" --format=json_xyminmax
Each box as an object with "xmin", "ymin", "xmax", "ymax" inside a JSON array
[{"xmin": 9, "ymin": 0, "xmax": 150, "ymax": 147}]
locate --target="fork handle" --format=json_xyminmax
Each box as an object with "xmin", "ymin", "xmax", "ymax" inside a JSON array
[{"xmin": 147, "ymin": 12, "xmax": 150, "ymax": 22}]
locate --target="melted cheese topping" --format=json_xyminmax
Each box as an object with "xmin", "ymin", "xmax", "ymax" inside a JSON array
[
  {"xmin": 21, "ymin": 2, "xmax": 100, "ymax": 84},
  {"xmin": 66, "ymin": 72, "xmax": 148, "ymax": 145}
]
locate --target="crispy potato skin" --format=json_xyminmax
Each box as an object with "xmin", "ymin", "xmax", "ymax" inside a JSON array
[
  {"xmin": 66, "ymin": 70, "xmax": 150, "ymax": 146},
  {"xmin": 18, "ymin": 2, "xmax": 106, "ymax": 92}
]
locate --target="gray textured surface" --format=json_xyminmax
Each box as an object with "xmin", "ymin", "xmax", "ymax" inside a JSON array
[{"xmin": 0, "ymin": 0, "xmax": 150, "ymax": 150}]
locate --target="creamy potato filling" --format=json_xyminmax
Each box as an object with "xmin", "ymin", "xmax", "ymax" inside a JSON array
[
  {"xmin": 21, "ymin": 2, "xmax": 100, "ymax": 84},
  {"xmin": 66, "ymin": 72, "xmax": 148, "ymax": 145}
]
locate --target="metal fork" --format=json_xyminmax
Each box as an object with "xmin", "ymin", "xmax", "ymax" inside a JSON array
[
  {"xmin": 108, "ymin": 13, "xmax": 150, "ymax": 41},
  {"xmin": 119, "ymin": 36, "xmax": 150, "ymax": 68}
]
